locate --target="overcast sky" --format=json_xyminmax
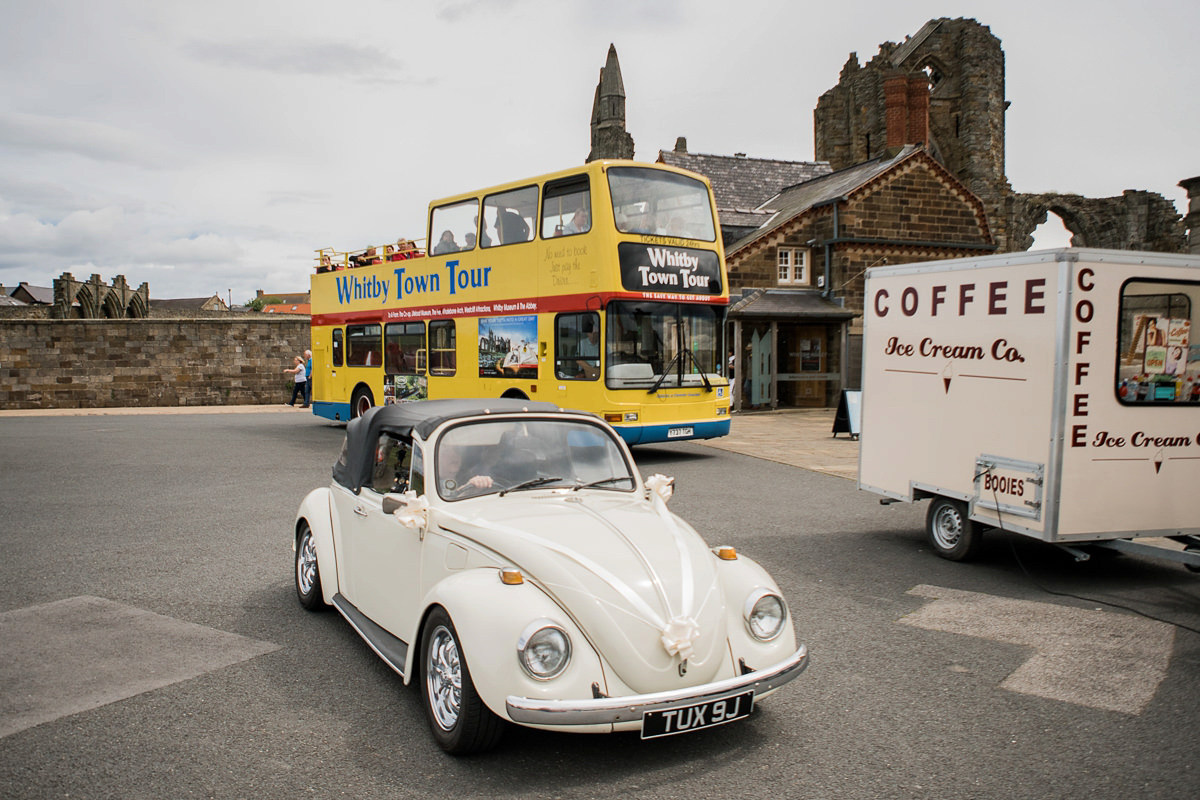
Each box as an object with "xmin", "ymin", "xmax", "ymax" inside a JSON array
[{"xmin": 2, "ymin": 0, "xmax": 1196, "ymax": 304}]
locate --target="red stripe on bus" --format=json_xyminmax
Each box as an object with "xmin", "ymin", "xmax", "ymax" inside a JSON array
[{"xmin": 310, "ymin": 291, "xmax": 727, "ymax": 327}]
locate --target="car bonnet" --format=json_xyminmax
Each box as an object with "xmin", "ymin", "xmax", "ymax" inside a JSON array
[{"xmin": 435, "ymin": 491, "xmax": 730, "ymax": 693}]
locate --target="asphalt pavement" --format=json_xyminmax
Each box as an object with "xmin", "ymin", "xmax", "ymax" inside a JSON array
[
  {"xmin": 0, "ymin": 403, "xmax": 855, "ymax": 478},
  {"xmin": 2, "ymin": 404, "xmax": 1197, "ymax": 800}
]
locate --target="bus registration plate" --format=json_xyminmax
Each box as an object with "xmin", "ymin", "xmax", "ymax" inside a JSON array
[
  {"xmin": 666, "ymin": 426, "xmax": 693, "ymax": 439},
  {"xmin": 641, "ymin": 691, "xmax": 754, "ymax": 739}
]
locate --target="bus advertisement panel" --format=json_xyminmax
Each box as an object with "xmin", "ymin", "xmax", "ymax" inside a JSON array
[{"xmin": 309, "ymin": 160, "xmax": 731, "ymax": 445}]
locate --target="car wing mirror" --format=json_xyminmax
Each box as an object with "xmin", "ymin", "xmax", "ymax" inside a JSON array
[{"xmin": 382, "ymin": 491, "xmax": 429, "ymax": 531}]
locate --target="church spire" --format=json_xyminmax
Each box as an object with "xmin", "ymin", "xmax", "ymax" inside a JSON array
[{"xmin": 587, "ymin": 44, "xmax": 635, "ymax": 162}]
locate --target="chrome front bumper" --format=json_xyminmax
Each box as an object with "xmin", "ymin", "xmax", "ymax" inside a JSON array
[{"xmin": 505, "ymin": 644, "xmax": 809, "ymax": 726}]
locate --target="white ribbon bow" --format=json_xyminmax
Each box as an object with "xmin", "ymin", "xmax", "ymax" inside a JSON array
[
  {"xmin": 645, "ymin": 473, "xmax": 675, "ymax": 504},
  {"xmin": 390, "ymin": 491, "xmax": 429, "ymax": 529},
  {"xmin": 660, "ymin": 615, "xmax": 701, "ymax": 660}
]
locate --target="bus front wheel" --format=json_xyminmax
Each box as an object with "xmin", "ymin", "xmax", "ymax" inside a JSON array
[{"xmin": 351, "ymin": 386, "xmax": 375, "ymax": 418}]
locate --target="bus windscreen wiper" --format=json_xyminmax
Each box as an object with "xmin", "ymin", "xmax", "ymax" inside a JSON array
[{"xmin": 647, "ymin": 349, "xmax": 712, "ymax": 394}]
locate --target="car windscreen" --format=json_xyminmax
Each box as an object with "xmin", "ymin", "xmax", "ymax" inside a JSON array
[{"xmin": 435, "ymin": 419, "xmax": 635, "ymax": 501}]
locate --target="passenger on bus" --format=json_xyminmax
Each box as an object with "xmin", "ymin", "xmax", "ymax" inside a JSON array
[
  {"xmin": 497, "ymin": 209, "xmax": 529, "ymax": 244},
  {"xmin": 433, "ymin": 230, "xmax": 459, "ymax": 255},
  {"xmin": 464, "ymin": 233, "xmax": 477, "ymax": 250},
  {"xmin": 562, "ymin": 208, "xmax": 589, "ymax": 236}
]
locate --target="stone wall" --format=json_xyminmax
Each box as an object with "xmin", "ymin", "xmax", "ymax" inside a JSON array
[{"xmin": 0, "ymin": 318, "xmax": 310, "ymax": 409}]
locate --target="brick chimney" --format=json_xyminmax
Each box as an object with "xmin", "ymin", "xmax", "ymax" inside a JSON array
[{"xmin": 884, "ymin": 73, "xmax": 930, "ymax": 151}]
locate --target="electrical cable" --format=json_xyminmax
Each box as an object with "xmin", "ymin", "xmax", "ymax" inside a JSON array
[{"xmin": 978, "ymin": 464, "xmax": 1200, "ymax": 636}]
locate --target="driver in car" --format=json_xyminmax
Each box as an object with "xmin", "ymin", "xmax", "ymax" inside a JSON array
[{"xmin": 438, "ymin": 441, "xmax": 494, "ymax": 494}]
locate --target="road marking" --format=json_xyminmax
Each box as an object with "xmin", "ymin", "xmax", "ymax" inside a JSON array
[
  {"xmin": 898, "ymin": 584, "xmax": 1174, "ymax": 715},
  {"xmin": 0, "ymin": 596, "xmax": 278, "ymax": 738}
]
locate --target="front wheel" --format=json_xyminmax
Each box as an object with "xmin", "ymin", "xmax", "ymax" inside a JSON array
[
  {"xmin": 295, "ymin": 523, "xmax": 326, "ymax": 611},
  {"xmin": 421, "ymin": 607, "xmax": 505, "ymax": 754},
  {"xmin": 926, "ymin": 498, "xmax": 982, "ymax": 561}
]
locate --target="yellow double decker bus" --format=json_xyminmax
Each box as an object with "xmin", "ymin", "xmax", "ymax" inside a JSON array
[{"xmin": 309, "ymin": 160, "xmax": 731, "ymax": 445}]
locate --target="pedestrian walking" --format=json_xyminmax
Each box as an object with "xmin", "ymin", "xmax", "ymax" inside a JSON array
[{"xmin": 285, "ymin": 356, "xmax": 306, "ymax": 406}]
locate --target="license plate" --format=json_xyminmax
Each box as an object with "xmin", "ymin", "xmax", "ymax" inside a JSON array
[
  {"xmin": 640, "ymin": 691, "xmax": 754, "ymax": 739},
  {"xmin": 666, "ymin": 426, "xmax": 693, "ymax": 439}
]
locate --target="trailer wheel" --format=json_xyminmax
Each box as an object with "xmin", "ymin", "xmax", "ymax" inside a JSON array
[
  {"xmin": 926, "ymin": 498, "xmax": 982, "ymax": 561},
  {"xmin": 1185, "ymin": 545, "xmax": 1200, "ymax": 574}
]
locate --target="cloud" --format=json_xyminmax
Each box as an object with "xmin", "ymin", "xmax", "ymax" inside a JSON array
[
  {"xmin": 183, "ymin": 38, "xmax": 408, "ymax": 84},
  {"xmin": 0, "ymin": 112, "xmax": 170, "ymax": 168}
]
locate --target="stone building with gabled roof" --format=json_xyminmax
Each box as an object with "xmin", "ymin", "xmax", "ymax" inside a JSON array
[
  {"xmin": 721, "ymin": 145, "xmax": 995, "ymax": 409},
  {"xmin": 256, "ymin": 289, "xmax": 310, "ymax": 306},
  {"xmin": 150, "ymin": 295, "xmax": 229, "ymax": 315}
]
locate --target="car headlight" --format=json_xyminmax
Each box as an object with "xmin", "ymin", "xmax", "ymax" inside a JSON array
[
  {"xmin": 517, "ymin": 620, "xmax": 571, "ymax": 680},
  {"xmin": 744, "ymin": 590, "xmax": 787, "ymax": 641}
]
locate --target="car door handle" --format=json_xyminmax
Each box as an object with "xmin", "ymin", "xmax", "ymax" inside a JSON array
[{"xmin": 353, "ymin": 506, "xmax": 369, "ymax": 517}]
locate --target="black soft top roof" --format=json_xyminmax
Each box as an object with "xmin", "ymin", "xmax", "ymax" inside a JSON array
[{"xmin": 332, "ymin": 398, "xmax": 570, "ymax": 491}]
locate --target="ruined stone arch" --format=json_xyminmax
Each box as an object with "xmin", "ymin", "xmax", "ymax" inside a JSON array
[
  {"xmin": 1009, "ymin": 195, "xmax": 1092, "ymax": 251},
  {"xmin": 1009, "ymin": 192, "xmax": 1185, "ymax": 253},
  {"xmin": 127, "ymin": 292, "xmax": 148, "ymax": 319},
  {"xmin": 102, "ymin": 291, "xmax": 125, "ymax": 319},
  {"xmin": 77, "ymin": 291, "xmax": 99, "ymax": 319}
]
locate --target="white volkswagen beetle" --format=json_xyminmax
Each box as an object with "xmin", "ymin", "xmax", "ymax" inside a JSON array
[{"xmin": 293, "ymin": 399, "xmax": 808, "ymax": 753}]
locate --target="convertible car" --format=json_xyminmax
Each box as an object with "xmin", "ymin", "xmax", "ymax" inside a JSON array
[{"xmin": 293, "ymin": 399, "xmax": 808, "ymax": 753}]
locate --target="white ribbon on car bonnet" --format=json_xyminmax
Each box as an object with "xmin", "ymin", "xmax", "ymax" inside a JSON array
[
  {"xmin": 660, "ymin": 615, "xmax": 702, "ymax": 660},
  {"xmin": 441, "ymin": 492, "xmax": 701, "ymax": 660}
]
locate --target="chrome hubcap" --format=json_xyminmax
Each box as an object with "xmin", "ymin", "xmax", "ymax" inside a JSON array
[
  {"xmin": 297, "ymin": 531, "xmax": 318, "ymax": 595},
  {"xmin": 426, "ymin": 625, "xmax": 462, "ymax": 731}
]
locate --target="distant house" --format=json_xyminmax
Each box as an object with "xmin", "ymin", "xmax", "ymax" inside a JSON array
[
  {"xmin": 7, "ymin": 282, "xmax": 53, "ymax": 306},
  {"xmin": 151, "ymin": 294, "xmax": 230, "ymax": 314},
  {"xmin": 256, "ymin": 289, "xmax": 310, "ymax": 306}
]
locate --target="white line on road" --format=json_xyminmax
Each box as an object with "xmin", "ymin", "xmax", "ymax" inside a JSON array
[{"xmin": 898, "ymin": 584, "xmax": 1175, "ymax": 715}]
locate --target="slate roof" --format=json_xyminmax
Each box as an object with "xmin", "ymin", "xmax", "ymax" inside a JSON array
[
  {"xmin": 0, "ymin": 293, "xmax": 27, "ymax": 307},
  {"xmin": 8, "ymin": 283, "xmax": 54, "ymax": 304},
  {"xmin": 729, "ymin": 288, "xmax": 856, "ymax": 320},
  {"xmin": 729, "ymin": 146, "xmax": 923, "ymax": 256},
  {"xmin": 657, "ymin": 149, "xmax": 832, "ymax": 229}
]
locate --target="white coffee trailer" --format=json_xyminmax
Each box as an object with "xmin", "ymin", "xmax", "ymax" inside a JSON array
[{"xmin": 858, "ymin": 248, "xmax": 1200, "ymax": 568}]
